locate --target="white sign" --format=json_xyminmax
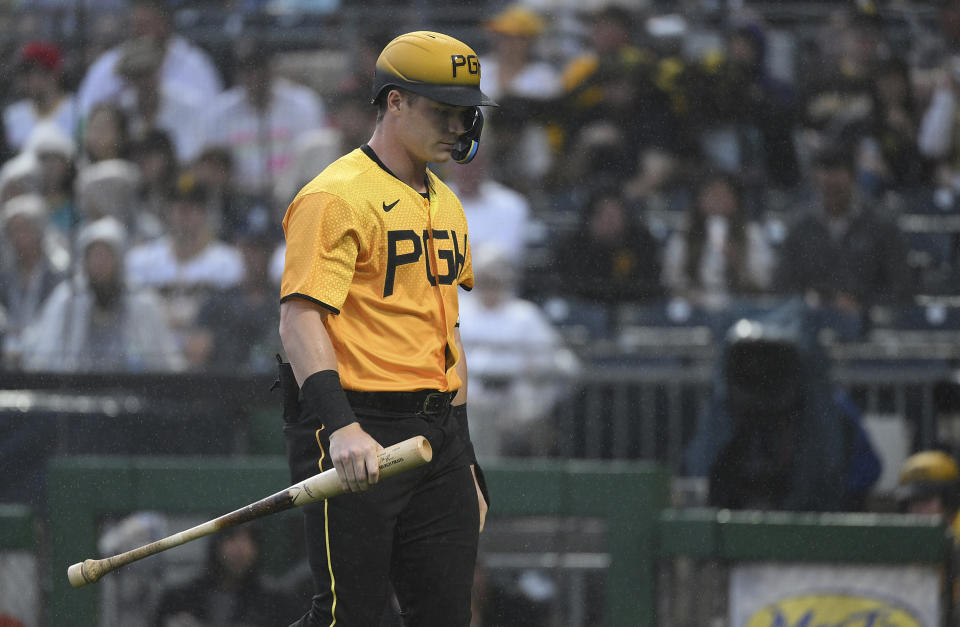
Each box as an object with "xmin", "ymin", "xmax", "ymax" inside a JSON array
[{"xmin": 729, "ymin": 563, "xmax": 940, "ymax": 627}]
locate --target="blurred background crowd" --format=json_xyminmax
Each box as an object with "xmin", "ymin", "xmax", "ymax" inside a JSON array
[
  {"xmin": 3, "ymin": 0, "xmax": 960, "ymax": 377},
  {"xmin": 3, "ymin": 0, "xmax": 960, "ymax": 455}
]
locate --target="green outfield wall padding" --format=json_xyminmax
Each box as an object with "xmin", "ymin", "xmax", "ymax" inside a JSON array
[
  {"xmin": 658, "ymin": 508, "xmax": 950, "ymax": 563},
  {"xmin": 47, "ymin": 456, "xmax": 951, "ymax": 627},
  {"xmin": 48, "ymin": 456, "xmax": 669, "ymax": 627},
  {"xmin": 0, "ymin": 504, "xmax": 34, "ymax": 551}
]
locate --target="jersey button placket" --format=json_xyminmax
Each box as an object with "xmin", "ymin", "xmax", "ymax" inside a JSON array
[{"xmin": 425, "ymin": 190, "xmax": 450, "ymax": 390}]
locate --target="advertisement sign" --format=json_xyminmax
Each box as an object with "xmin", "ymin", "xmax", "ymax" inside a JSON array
[{"xmin": 730, "ymin": 563, "xmax": 940, "ymax": 627}]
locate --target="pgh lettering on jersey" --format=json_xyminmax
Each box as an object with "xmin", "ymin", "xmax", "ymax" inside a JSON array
[
  {"xmin": 281, "ymin": 146, "xmax": 474, "ymax": 393},
  {"xmin": 383, "ymin": 228, "xmax": 467, "ymax": 297}
]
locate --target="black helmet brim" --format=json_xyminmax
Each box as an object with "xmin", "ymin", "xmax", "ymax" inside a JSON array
[{"xmin": 372, "ymin": 78, "xmax": 498, "ymax": 108}]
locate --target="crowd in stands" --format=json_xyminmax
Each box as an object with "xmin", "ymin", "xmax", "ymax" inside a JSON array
[{"xmin": 1, "ymin": 0, "xmax": 959, "ymax": 383}]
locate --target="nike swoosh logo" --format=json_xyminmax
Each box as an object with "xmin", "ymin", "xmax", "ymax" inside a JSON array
[{"xmin": 383, "ymin": 199, "xmax": 399, "ymax": 212}]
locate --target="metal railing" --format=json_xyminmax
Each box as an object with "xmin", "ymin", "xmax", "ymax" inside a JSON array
[{"xmin": 2, "ymin": 345, "xmax": 957, "ymax": 469}]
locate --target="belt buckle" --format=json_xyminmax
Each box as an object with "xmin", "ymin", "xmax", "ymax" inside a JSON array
[{"xmin": 420, "ymin": 392, "xmax": 449, "ymax": 416}]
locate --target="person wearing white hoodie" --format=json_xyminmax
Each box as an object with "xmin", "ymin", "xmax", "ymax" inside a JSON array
[{"xmin": 21, "ymin": 216, "xmax": 182, "ymax": 372}]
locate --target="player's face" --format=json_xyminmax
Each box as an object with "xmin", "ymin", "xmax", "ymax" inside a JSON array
[{"xmin": 399, "ymin": 95, "xmax": 469, "ymax": 163}]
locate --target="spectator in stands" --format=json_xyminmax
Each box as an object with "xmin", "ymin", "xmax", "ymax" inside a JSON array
[
  {"xmin": 129, "ymin": 129, "xmax": 177, "ymax": 222},
  {"xmin": 0, "ymin": 194, "xmax": 66, "ymax": 369},
  {"xmin": 481, "ymin": 5, "xmax": 559, "ymax": 103},
  {"xmin": 458, "ymin": 244, "xmax": 580, "ymax": 458},
  {"xmin": 859, "ymin": 56, "xmax": 930, "ymax": 196},
  {"xmin": 113, "ymin": 36, "xmax": 204, "ymax": 163},
  {"xmin": 322, "ymin": 30, "xmax": 384, "ymax": 151},
  {"xmin": 76, "ymin": 0, "xmax": 222, "ymax": 117},
  {"xmin": 98, "ymin": 511, "xmax": 170, "ymax": 626},
  {"xmin": 78, "ymin": 8, "xmax": 127, "ymax": 68},
  {"xmin": 271, "ymin": 128, "xmax": 343, "ymax": 222},
  {"xmin": 917, "ymin": 0, "xmax": 960, "ymax": 64},
  {"xmin": 153, "ymin": 524, "xmax": 299, "ymax": 627},
  {"xmin": 199, "ymin": 39, "xmax": 325, "ymax": 199},
  {"xmin": 479, "ymin": 5, "xmax": 561, "ymax": 192},
  {"xmin": 688, "ymin": 20, "xmax": 801, "ymax": 191},
  {"xmin": 21, "ymin": 216, "xmax": 182, "ymax": 372},
  {"xmin": 662, "ymin": 172, "xmax": 775, "ymax": 310},
  {"xmin": 774, "ymin": 143, "xmax": 911, "ymax": 313},
  {"xmin": 80, "ymin": 102, "xmax": 130, "ymax": 165},
  {"xmin": 800, "ymin": 7, "xmax": 887, "ymax": 149},
  {"xmin": 557, "ymin": 6, "xmax": 683, "ymax": 189},
  {"xmin": 551, "ymin": 186, "xmax": 662, "ymax": 305},
  {"xmin": 126, "ymin": 174, "xmax": 244, "ymax": 368},
  {"xmin": 0, "ymin": 151, "xmax": 40, "ymax": 203},
  {"xmin": 25, "ymin": 123, "xmax": 77, "ymax": 235},
  {"xmin": 445, "ymin": 147, "xmax": 531, "ymax": 267},
  {"xmin": 896, "ymin": 450, "xmax": 960, "ymax": 533},
  {"xmin": 75, "ymin": 159, "xmax": 162, "ymax": 243},
  {"xmin": 325, "ymin": 83, "xmax": 374, "ymax": 155},
  {"xmin": 192, "ymin": 219, "xmax": 281, "ymax": 374},
  {"xmin": 918, "ymin": 51, "xmax": 960, "ymax": 192},
  {"xmin": 192, "ymin": 146, "xmax": 261, "ymax": 242},
  {"xmin": 3, "ymin": 42, "xmax": 78, "ymax": 153}
]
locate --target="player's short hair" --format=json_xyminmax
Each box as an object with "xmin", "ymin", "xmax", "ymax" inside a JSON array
[{"xmin": 375, "ymin": 87, "xmax": 419, "ymax": 123}]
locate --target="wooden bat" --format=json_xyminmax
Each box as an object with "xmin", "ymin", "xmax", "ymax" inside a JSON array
[{"xmin": 67, "ymin": 435, "xmax": 432, "ymax": 588}]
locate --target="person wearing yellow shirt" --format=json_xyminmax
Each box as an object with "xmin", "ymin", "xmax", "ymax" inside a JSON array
[
  {"xmin": 278, "ymin": 31, "xmax": 495, "ymax": 627},
  {"xmin": 897, "ymin": 450, "xmax": 960, "ymax": 536}
]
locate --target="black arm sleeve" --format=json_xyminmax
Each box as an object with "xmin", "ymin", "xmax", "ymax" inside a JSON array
[{"xmin": 299, "ymin": 370, "xmax": 356, "ymax": 433}]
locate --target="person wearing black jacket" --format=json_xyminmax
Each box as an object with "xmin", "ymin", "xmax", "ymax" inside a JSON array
[
  {"xmin": 552, "ymin": 186, "xmax": 663, "ymax": 305},
  {"xmin": 154, "ymin": 525, "xmax": 299, "ymax": 627},
  {"xmin": 774, "ymin": 144, "xmax": 911, "ymax": 313}
]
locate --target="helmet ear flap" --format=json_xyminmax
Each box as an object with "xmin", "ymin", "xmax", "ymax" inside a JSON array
[
  {"xmin": 452, "ymin": 140, "xmax": 479, "ymax": 165},
  {"xmin": 452, "ymin": 107, "xmax": 483, "ymax": 164}
]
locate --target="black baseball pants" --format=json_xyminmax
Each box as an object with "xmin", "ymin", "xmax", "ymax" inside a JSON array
[{"xmin": 284, "ymin": 401, "xmax": 479, "ymax": 627}]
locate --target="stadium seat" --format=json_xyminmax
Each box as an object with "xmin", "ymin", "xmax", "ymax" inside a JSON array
[
  {"xmin": 542, "ymin": 297, "xmax": 614, "ymax": 342},
  {"xmin": 896, "ymin": 193, "xmax": 960, "ymax": 294},
  {"xmin": 883, "ymin": 302, "xmax": 960, "ymax": 331}
]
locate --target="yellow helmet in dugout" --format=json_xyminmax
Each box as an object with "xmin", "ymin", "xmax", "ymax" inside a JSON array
[{"xmin": 896, "ymin": 450, "xmax": 960, "ymax": 510}]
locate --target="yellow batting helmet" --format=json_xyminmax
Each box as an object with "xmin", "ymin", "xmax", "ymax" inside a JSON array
[
  {"xmin": 371, "ymin": 31, "xmax": 497, "ymax": 107},
  {"xmin": 485, "ymin": 6, "xmax": 546, "ymax": 37},
  {"xmin": 896, "ymin": 450, "xmax": 960, "ymax": 509},
  {"xmin": 899, "ymin": 450, "xmax": 960, "ymax": 484}
]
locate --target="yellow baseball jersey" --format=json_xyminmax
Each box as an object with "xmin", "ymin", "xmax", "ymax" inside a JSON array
[{"xmin": 281, "ymin": 146, "xmax": 473, "ymax": 392}]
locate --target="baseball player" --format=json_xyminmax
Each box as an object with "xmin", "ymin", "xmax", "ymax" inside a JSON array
[
  {"xmin": 896, "ymin": 451, "xmax": 960, "ymax": 529},
  {"xmin": 277, "ymin": 31, "xmax": 495, "ymax": 626}
]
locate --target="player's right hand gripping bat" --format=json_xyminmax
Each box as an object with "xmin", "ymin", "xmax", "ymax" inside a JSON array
[{"xmin": 67, "ymin": 435, "xmax": 432, "ymax": 588}]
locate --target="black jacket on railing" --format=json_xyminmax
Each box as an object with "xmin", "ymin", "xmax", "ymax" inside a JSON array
[{"xmin": 684, "ymin": 299, "xmax": 881, "ymax": 511}]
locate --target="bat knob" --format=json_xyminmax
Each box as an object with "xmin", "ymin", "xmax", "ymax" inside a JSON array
[{"xmin": 67, "ymin": 559, "xmax": 98, "ymax": 588}]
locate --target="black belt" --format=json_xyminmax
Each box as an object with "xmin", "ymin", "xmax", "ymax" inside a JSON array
[{"xmin": 345, "ymin": 389, "xmax": 455, "ymax": 416}]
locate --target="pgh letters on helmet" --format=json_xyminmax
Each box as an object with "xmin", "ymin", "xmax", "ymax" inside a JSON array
[{"xmin": 371, "ymin": 31, "xmax": 497, "ymax": 107}]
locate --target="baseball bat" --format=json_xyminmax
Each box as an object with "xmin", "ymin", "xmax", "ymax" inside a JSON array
[{"xmin": 67, "ymin": 435, "xmax": 432, "ymax": 588}]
